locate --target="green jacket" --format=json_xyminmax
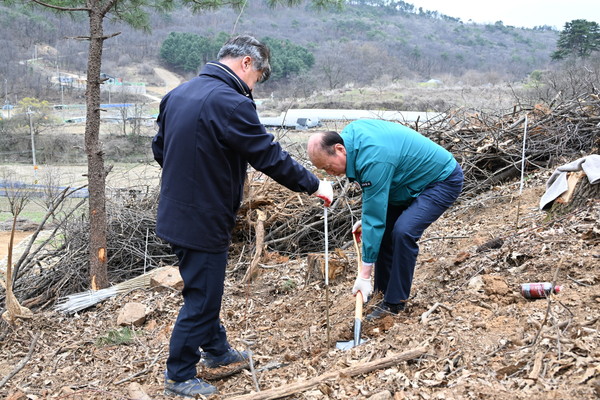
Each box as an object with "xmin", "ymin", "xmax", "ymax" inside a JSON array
[{"xmin": 341, "ymin": 119, "xmax": 457, "ymax": 262}]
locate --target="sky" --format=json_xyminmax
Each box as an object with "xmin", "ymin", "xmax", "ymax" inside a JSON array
[{"xmin": 410, "ymin": 0, "xmax": 600, "ymax": 29}]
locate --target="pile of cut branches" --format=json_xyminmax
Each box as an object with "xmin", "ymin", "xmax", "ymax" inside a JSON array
[
  {"xmin": 232, "ymin": 172, "xmax": 362, "ymax": 265},
  {"xmin": 421, "ymin": 92, "xmax": 600, "ymax": 196},
  {"xmin": 2, "ymin": 192, "xmax": 177, "ymax": 311}
]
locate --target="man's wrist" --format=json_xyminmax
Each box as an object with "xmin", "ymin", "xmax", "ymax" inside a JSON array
[{"xmin": 360, "ymin": 262, "xmax": 373, "ymax": 278}]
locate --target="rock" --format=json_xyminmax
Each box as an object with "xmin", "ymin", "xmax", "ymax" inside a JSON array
[
  {"xmin": 467, "ymin": 275, "xmax": 484, "ymax": 291},
  {"xmin": 128, "ymin": 382, "xmax": 152, "ymax": 400},
  {"xmin": 369, "ymin": 390, "xmax": 392, "ymax": 400},
  {"xmin": 150, "ymin": 266, "xmax": 183, "ymax": 290},
  {"xmin": 6, "ymin": 391, "xmax": 27, "ymax": 400},
  {"xmin": 453, "ymin": 251, "xmax": 470, "ymax": 265},
  {"xmin": 476, "ymin": 237, "xmax": 503, "ymax": 252},
  {"xmin": 482, "ymin": 275, "xmax": 510, "ymax": 296},
  {"xmin": 117, "ymin": 302, "xmax": 147, "ymax": 326}
]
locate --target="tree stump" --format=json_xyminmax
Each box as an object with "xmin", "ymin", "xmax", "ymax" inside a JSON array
[{"xmin": 549, "ymin": 171, "xmax": 600, "ymax": 214}]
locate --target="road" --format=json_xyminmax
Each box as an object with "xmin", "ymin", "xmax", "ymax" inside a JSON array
[{"xmin": 144, "ymin": 67, "xmax": 181, "ymax": 102}]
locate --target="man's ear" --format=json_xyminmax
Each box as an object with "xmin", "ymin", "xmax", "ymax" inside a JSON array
[{"xmin": 242, "ymin": 56, "xmax": 252, "ymax": 71}]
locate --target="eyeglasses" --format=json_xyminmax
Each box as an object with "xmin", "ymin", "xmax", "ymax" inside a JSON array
[{"xmin": 259, "ymin": 65, "xmax": 271, "ymax": 83}]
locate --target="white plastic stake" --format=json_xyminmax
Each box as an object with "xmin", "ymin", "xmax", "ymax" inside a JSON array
[
  {"xmin": 519, "ymin": 115, "xmax": 528, "ymax": 195},
  {"xmin": 324, "ymin": 206, "xmax": 329, "ymax": 286},
  {"xmin": 324, "ymin": 204, "xmax": 330, "ymax": 346}
]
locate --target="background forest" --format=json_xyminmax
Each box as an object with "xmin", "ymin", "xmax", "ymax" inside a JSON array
[{"xmin": 1, "ymin": 0, "xmax": 561, "ymax": 105}]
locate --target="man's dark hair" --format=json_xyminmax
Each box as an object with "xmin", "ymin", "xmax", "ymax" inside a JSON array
[
  {"xmin": 321, "ymin": 131, "xmax": 344, "ymax": 155},
  {"xmin": 217, "ymin": 35, "xmax": 271, "ymax": 83}
]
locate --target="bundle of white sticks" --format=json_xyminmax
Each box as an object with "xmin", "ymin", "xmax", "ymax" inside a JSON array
[{"xmin": 55, "ymin": 267, "xmax": 167, "ymax": 314}]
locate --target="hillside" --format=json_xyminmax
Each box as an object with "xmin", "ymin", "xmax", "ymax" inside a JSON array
[
  {"xmin": 1, "ymin": 170, "xmax": 598, "ymax": 399},
  {"xmin": 0, "ymin": 1, "xmax": 558, "ymax": 103}
]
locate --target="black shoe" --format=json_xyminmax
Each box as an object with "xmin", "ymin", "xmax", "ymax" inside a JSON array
[
  {"xmin": 200, "ymin": 348, "xmax": 249, "ymax": 369},
  {"xmin": 365, "ymin": 301, "xmax": 405, "ymax": 321},
  {"xmin": 164, "ymin": 371, "xmax": 218, "ymax": 397}
]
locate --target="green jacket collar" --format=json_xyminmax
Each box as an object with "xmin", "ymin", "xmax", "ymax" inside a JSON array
[{"xmin": 342, "ymin": 130, "xmax": 357, "ymax": 182}]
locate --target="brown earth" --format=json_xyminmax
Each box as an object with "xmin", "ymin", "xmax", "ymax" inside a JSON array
[
  {"xmin": 1, "ymin": 172, "xmax": 599, "ymax": 400},
  {"xmin": 0, "ymin": 231, "xmax": 32, "ymax": 260}
]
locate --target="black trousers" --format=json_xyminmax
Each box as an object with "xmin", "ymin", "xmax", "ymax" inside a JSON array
[
  {"xmin": 375, "ymin": 164, "xmax": 464, "ymax": 304},
  {"xmin": 166, "ymin": 245, "xmax": 230, "ymax": 381}
]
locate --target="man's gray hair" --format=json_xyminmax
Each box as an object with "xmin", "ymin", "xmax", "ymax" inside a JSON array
[{"xmin": 217, "ymin": 35, "xmax": 271, "ymax": 83}]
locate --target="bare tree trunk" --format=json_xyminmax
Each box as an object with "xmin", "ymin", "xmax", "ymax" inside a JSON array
[{"xmin": 85, "ymin": 9, "xmax": 109, "ymax": 289}]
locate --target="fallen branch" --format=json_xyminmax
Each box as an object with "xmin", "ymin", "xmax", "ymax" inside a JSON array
[
  {"xmin": 530, "ymin": 262, "xmax": 562, "ymax": 350},
  {"xmin": 114, "ymin": 346, "xmax": 164, "ymax": 385},
  {"xmin": 226, "ymin": 346, "xmax": 427, "ymax": 400},
  {"xmin": 421, "ymin": 302, "xmax": 454, "ymax": 324},
  {"xmin": 13, "ymin": 185, "xmax": 87, "ymax": 282},
  {"xmin": 0, "ymin": 331, "xmax": 41, "ymax": 388},
  {"xmin": 3, "ymin": 211, "xmax": 33, "ymax": 325}
]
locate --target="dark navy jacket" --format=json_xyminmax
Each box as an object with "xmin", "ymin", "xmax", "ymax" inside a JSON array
[{"xmin": 152, "ymin": 62, "xmax": 319, "ymax": 252}]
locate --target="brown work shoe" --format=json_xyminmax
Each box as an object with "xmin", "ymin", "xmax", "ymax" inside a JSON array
[{"xmin": 365, "ymin": 301, "xmax": 405, "ymax": 321}]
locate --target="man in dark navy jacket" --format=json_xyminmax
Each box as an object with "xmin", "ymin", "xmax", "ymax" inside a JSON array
[{"xmin": 153, "ymin": 35, "xmax": 333, "ymax": 398}]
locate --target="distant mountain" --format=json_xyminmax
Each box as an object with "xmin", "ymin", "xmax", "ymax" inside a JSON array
[{"xmin": 0, "ymin": 1, "xmax": 558, "ymax": 101}]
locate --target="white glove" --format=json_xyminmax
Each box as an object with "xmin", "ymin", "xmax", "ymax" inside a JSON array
[
  {"xmin": 314, "ymin": 180, "xmax": 333, "ymax": 207},
  {"xmin": 352, "ymin": 219, "xmax": 362, "ymax": 242},
  {"xmin": 352, "ymin": 276, "xmax": 372, "ymax": 303}
]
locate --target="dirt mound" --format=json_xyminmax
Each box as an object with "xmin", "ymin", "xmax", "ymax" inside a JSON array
[{"xmin": 1, "ymin": 173, "xmax": 599, "ymax": 399}]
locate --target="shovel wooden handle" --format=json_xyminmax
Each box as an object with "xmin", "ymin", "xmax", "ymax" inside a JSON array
[
  {"xmin": 352, "ymin": 230, "xmax": 362, "ymax": 274},
  {"xmin": 352, "ymin": 228, "xmax": 364, "ymax": 320},
  {"xmin": 355, "ymin": 291, "xmax": 363, "ymax": 319}
]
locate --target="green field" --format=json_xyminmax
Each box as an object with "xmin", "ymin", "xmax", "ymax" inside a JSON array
[{"xmin": 0, "ymin": 162, "xmax": 162, "ymax": 225}]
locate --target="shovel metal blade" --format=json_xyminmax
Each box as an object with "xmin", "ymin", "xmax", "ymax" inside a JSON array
[
  {"xmin": 336, "ymin": 317, "xmax": 367, "ymax": 350},
  {"xmin": 353, "ymin": 317, "xmax": 362, "ymax": 346},
  {"xmin": 335, "ymin": 337, "xmax": 368, "ymax": 350}
]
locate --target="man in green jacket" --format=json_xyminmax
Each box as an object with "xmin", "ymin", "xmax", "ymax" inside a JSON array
[{"xmin": 308, "ymin": 119, "xmax": 463, "ymax": 320}]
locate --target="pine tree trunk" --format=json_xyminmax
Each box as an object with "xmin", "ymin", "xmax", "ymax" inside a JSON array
[{"xmin": 85, "ymin": 10, "xmax": 109, "ymax": 290}]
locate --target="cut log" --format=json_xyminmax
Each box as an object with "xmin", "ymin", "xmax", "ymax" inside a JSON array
[
  {"xmin": 243, "ymin": 210, "xmax": 267, "ymax": 283},
  {"xmin": 555, "ymin": 171, "xmax": 585, "ymax": 205},
  {"xmin": 552, "ymin": 171, "xmax": 600, "ymax": 213},
  {"xmin": 226, "ymin": 346, "xmax": 427, "ymax": 400},
  {"xmin": 306, "ymin": 252, "xmax": 347, "ymax": 282}
]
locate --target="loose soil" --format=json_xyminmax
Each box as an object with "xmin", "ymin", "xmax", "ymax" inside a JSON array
[
  {"xmin": 0, "ymin": 232, "xmax": 32, "ymax": 260},
  {"xmin": 0, "ymin": 231, "xmax": 32, "ymax": 281},
  {"xmin": 1, "ymin": 172, "xmax": 599, "ymax": 400}
]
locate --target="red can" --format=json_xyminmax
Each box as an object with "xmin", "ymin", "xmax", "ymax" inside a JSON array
[{"xmin": 520, "ymin": 282, "xmax": 562, "ymax": 299}]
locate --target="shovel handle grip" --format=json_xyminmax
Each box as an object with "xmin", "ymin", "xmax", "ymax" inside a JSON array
[
  {"xmin": 353, "ymin": 228, "xmax": 364, "ymax": 321},
  {"xmin": 353, "ymin": 230, "xmax": 361, "ymax": 244},
  {"xmin": 355, "ymin": 291, "xmax": 363, "ymax": 319},
  {"xmin": 352, "ymin": 232, "xmax": 362, "ymax": 274}
]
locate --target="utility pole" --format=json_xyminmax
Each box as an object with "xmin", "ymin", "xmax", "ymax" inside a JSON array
[
  {"xmin": 4, "ymin": 78, "xmax": 10, "ymax": 119},
  {"xmin": 27, "ymin": 107, "xmax": 38, "ymax": 182},
  {"xmin": 56, "ymin": 62, "xmax": 65, "ymax": 121}
]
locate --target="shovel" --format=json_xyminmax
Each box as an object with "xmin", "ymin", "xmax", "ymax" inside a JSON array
[{"xmin": 336, "ymin": 229, "xmax": 368, "ymax": 350}]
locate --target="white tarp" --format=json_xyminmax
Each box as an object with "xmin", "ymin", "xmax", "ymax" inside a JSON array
[{"xmin": 259, "ymin": 109, "xmax": 444, "ymax": 128}]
